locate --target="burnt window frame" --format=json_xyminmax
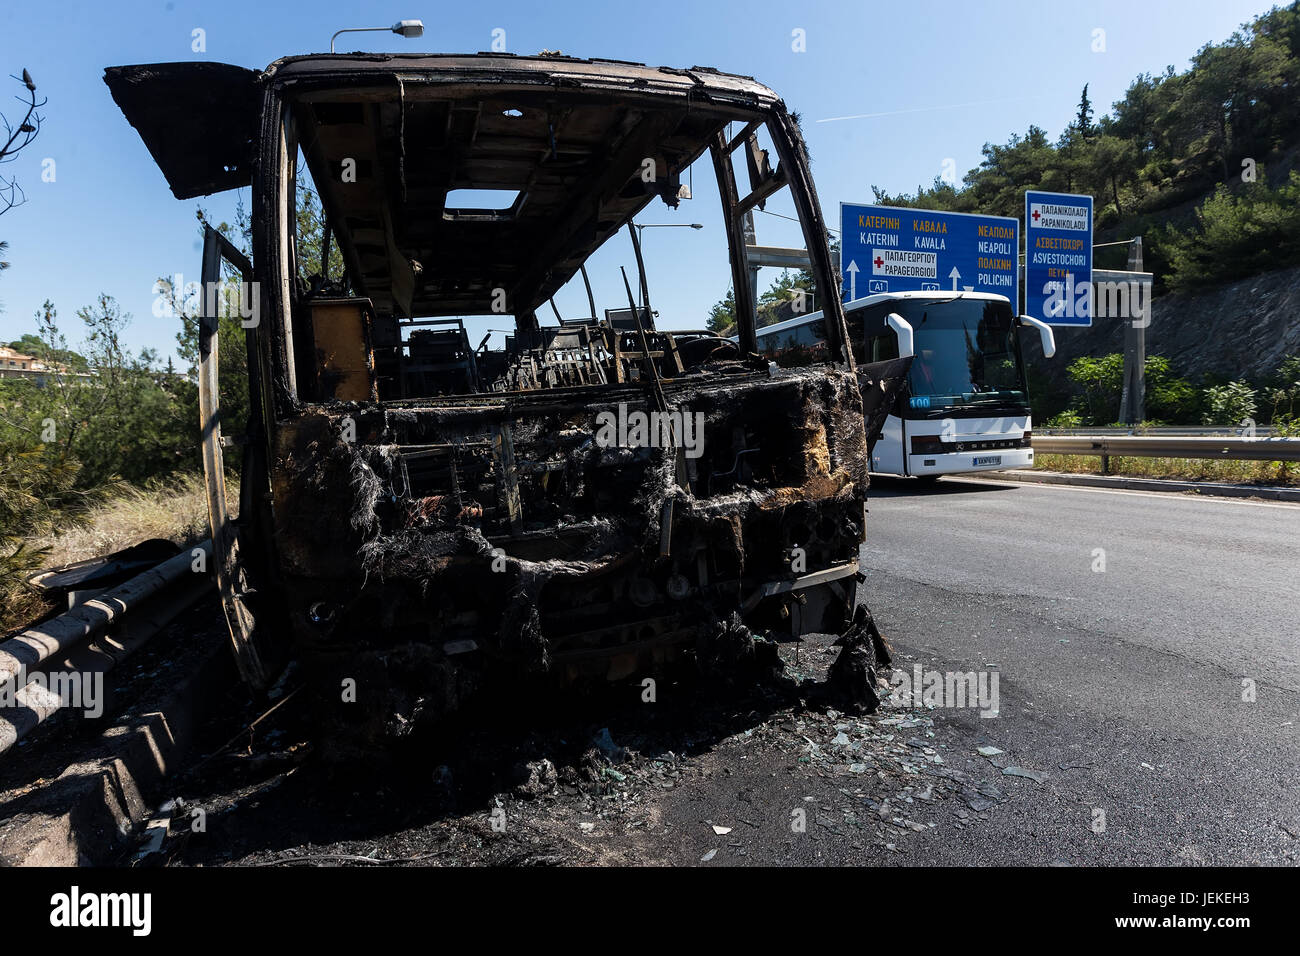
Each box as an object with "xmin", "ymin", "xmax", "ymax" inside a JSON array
[{"xmin": 251, "ymin": 71, "xmax": 853, "ymax": 416}]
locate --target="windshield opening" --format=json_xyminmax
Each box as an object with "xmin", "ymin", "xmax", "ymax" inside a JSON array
[{"xmin": 271, "ymin": 80, "xmax": 839, "ymax": 404}]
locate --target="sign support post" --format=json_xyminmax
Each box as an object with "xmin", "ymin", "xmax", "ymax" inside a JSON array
[{"xmin": 1119, "ymin": 236, "xmax": 1146, "ymax": 424}]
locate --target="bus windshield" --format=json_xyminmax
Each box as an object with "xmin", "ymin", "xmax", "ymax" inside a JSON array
[
  {"xmin": 756, "ymin": 295, "xmax": 1030, "ymax": 416},
  {"xmin": 892, "ymin": 299, "xmax": 1026, "ymax": 413}
]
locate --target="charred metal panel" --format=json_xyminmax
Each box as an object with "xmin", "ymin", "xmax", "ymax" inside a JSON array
[
  {"xmin": 269, "ymin": 366, "xmax": 868, "ymax": 731},
  {"xmin": 103, "ymin": 63, "xmax": 262, "ymax": 199},
  {"xmin": 857, "ymin": 356, "xmax": 914, "ymax": 452},
  {"xmin": 308, "ymin": 298, "xmax": 378, "ymax": 402}
]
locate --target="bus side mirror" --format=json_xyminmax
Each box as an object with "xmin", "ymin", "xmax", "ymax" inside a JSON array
[
  {"xmin": 885, "ymin": 312, "xmax": 914, "ymax": 359},
  {"xmin": 1018, "ymin": 315, "xmax": 1056, "ymax": 359}
]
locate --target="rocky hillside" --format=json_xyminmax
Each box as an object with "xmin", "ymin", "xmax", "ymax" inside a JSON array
[{"xmin": 1022, "ymin": 264, "xmax": 1300, "ymax": 393}]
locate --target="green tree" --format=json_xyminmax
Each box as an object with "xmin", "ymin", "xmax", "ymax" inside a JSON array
[
  {"xmin": 707, "ymin": 287, "xmax": 735, "ymax": 336},
  {"xmin": 72, "ymin": 295, "xmax": 198, "ymax": 484},
  {"xmin": 1170, "ymin": 27, "xmax": 1287, "ymax": 183},
  {"xmin": 964, "ymin": 125, "xmax": 1064, "ymax": 216},
  {"xmin": 7, "ymin": 329, "xmax": 89, "ymax": 370},
  {"xmin": 1, "ymin": 297, "xmax": 198, "ymax": 489},
  {"xmin": 758, "ymin": 268, "xmax": 814, "ymax": 326},
  {"xmin": 1144, "ymin": 355, "xmax": 1200, "ymax": 423},
  {"xmin": 1083, "ymin": 130, "xmax": 1141, "ymax": 220},
  {"xmin": 1065, "ymin": 353, "xmax": 1125, "ymax": 424},
  {"xmin": 1063, "ymin": 353, "xmax": 1197, "ymax": 425},
  {"xmin": 1075, "ymin": 84, "xmax": 1094, "ymax": 142},
  {"xmin": 1162, "ymin": 171, "xmax": 1300, "ymax": 291},
  {"xmin": 705, "ymin": 265, "xmax": 818, "ymax": 338},
  {"xmin": 294, "ymin": 183, "xmax": 346, "ymax": 286},
  {"xmin": 1251, "ymin": 4, "xmax": 1300, "ymax": 155},
  {"xmin": 1264, "ymin": 354, "xmax": 1300, "ymax": 424},
  {"xmin": 1203, "ymin": 380, "xmax": 1258, "ymax": 426}
]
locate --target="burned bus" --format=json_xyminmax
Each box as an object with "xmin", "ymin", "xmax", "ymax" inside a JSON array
[{"xmin": 105, "ymin": 53, "xmax": 906, "ymax": 738}]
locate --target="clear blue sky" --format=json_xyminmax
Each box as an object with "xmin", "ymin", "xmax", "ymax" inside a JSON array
[{"xmin": 0, "ymin": 0, "xmax": 1280, "ymax": 360}]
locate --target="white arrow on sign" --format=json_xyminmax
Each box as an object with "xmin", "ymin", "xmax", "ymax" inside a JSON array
[
  {"xmin": 949, "ymin": 266, "xmax": 961, "ymax": 291},
  {"xmin": 846, "ymin": 259, "xmax": 859, "ymax": 300}
]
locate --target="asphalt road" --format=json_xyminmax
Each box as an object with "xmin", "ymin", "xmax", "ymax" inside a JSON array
[
  {"xmin": 153, "ymin": 477, "xmax": 1299, "ymax": 868},
  {"xmin": 858, "ymin": 476, "xmax": 1300, "ymax": 865}
]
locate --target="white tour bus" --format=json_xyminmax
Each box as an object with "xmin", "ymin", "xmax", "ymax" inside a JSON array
[{"xmin": 750, "ymin": 291, "xmax": 1056, "ymax": 479}]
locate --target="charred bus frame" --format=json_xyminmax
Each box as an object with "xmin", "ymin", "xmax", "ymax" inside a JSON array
[{"xmin": 106, "ymin": 53, "xmax": 902, "ymax": 734}]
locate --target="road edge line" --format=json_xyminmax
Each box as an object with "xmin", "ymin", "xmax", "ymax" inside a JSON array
[{"xmin": 980, "ymin": 469, "xmax": 1300, "ymax": 502}]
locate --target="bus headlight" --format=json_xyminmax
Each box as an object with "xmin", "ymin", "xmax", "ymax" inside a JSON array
[{"xmin": 910, "ymin": 436, "xmax": 949, "ymax": 456}]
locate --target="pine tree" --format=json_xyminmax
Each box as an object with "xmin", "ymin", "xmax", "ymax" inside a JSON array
[{"xmin": 1076, "ymin": 84, "xmax": 1094, "ymax": 141}]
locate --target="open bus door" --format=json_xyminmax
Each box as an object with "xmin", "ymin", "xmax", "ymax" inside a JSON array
[
  {"xmin": 198, "ymin": 226, "xmax": 272, "ymax": 690},
  {"xmin": 855, "ymin": 356, "xmax": 913, "ymax": 456}
]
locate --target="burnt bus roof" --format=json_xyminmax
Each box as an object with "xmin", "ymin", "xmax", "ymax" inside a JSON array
[
  {"xmin": 106, "ymin": 54, "xmax": 792, "ymax": 319},
  {"xmin": 265, "ymin": 52, "xmax": 776, "ymax": 101}
]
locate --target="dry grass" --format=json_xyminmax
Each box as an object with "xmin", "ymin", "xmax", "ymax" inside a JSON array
[
  {"xmin": 1034, "ymin": 454, "xmax": 1299, "ymax": 486},
  {"xmin": 1, "ymin": 575, "xmax": 57, "ymax": 638},
  {"xmin": 27, "ymin": 473, "xmax": 231, "ymax": 568},
  {"xmin": 2, "ymin": 474, "xmax": 235, "ymax": 634}
]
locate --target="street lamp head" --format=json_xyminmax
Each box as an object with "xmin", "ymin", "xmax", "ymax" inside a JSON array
[
  {"xmin": 332, "ymin": 20, "xmax": 425, "ymax": 53},
  {"xmin": 689, "ymin": 223, "xmax": 703, "ymax": 229}
]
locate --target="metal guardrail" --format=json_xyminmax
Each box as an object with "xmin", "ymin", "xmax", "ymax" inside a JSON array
[
  {"xmin": 1040, "ymin": 426, "xmax": 1275, "ymax": 437},
  {"xmin": 1033, "ymin": 435, "xmax": 1300, "ymax": 463},
  {"xmin": 0, "ymin": 541, "xmax": 215, "ymax": 756}
]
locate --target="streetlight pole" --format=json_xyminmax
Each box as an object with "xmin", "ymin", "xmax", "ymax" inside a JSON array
[{"xmin": 631, "ymin": 223, "xmax": 703, "ymax": 308}]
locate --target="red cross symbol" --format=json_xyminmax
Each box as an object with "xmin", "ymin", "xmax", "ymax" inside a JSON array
[
  {"xmin": 873, "ymin": 256, "xmax": 884, "ymax": 268},
  {"xmin": 1031, "ymin": 209, "xmax": 1041, "ymax": 221}
]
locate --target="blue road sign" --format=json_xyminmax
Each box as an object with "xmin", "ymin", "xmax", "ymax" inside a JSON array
[
  {"xmin": 1024, "ymin": 190, "xmax": 1093, "ymax": 326},
  {"xmin": 840, "ymin": 203, "xmax": 1018, "ymax": 305}
]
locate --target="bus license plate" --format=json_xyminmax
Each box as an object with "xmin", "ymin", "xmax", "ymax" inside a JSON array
[{"xmin": 973, "ymin": 455, "xmax": 1001, "ymax": 467}]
